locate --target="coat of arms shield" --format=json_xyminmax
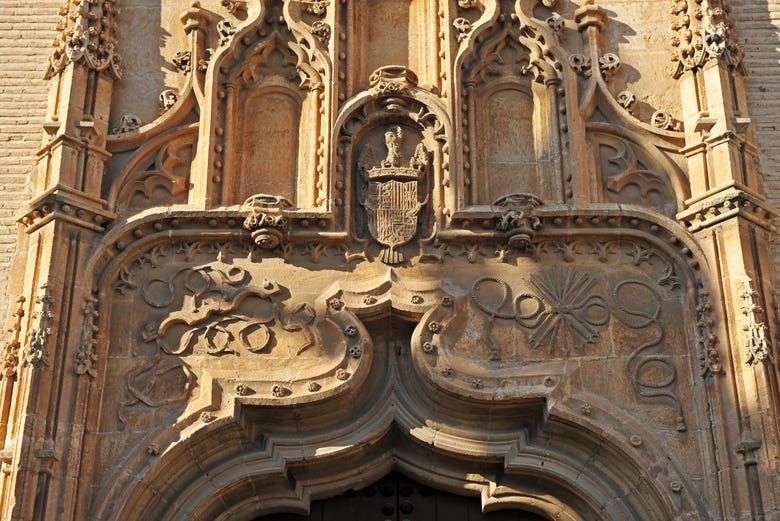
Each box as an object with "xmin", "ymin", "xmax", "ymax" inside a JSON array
[{"xmin": 360, "ymin": 127, "xmax": 429, "ymax": 264}]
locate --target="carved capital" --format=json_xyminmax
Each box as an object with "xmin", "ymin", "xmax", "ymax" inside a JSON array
[
  {"xmin": 18, "ymin": 186, "xmax": 116, "ymax": 234},
  {"xmin": 678, "ymin": 187, "xmax": 778, "ymax": 233}
]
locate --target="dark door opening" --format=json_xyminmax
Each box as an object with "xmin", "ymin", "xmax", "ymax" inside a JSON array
[{"xmin": 256, "ymin": 472, "xmax": 549, "ymax": 520}]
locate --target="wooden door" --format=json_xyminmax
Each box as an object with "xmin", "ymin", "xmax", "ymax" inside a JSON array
[{"xmin": 257, "ymin": 473, "xmax": 549, "ymax": 521}]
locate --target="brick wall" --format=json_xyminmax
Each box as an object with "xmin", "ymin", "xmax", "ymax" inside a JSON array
[
  {"xmin": 730, "ymin": 0, "xmax": 780, "ymax": 283},
  {"xmin": 0, "ymin": 1, "xmax": 60, "ymax": 318}
]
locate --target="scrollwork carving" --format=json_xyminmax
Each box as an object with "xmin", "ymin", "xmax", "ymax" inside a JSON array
[{"xmin": 1, "ymin": 296, "xmax": 25, "ymax": 379}]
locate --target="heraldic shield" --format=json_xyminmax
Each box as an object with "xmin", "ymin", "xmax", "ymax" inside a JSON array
[{"xmin": 361, "ymin": 127, "xmax": 429, "ymax": 264}]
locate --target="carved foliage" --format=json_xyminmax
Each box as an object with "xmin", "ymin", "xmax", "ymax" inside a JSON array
[
  {"xmin": 75, "ymin": 297, "xmax": 99, "ymax": 378},
  {"xmin": 25, "ymin": 284, "xmax": 54, "ymax": 368},
  {"xmin": 742, "ymin": 279, "xmax": 771, "ymax": 365},
  {"xmin": 46, "ymin": 0, "xmax": 123, "ymax": 80},
  {"xmin": 2, "ymin": 296, "xmax": 25, "ymax": 379},
  {"xmin": 670, "ymin": 0, "xmax": 745, "ymax": 78}
]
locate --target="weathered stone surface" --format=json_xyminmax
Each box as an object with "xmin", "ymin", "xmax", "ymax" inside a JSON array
[{"xmin": 0, "ymin": 1, "xmax": 779, "ymax": 520}]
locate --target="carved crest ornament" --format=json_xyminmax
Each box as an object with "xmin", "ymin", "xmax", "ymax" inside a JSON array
[{"xmin": 359, "ymin": 127, "xmax": 429, "ymax": 264}]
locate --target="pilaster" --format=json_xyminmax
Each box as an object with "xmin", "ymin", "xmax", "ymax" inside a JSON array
[
  {"xmin": 0, "ymin": 1, "xmax": 120, "ymax": 519},
  {"xmin": 674, "ymin": 1, "xmax": 780, "ymax": 518}
]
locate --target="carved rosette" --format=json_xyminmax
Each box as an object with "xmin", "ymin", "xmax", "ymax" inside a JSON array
[
  {"xmin": 45, "ymin": 0, "xmax": 123, "ymax": 80},
  {"xmin": 243, "ymin": 194, "xmax": 292, "ymax": 249}
]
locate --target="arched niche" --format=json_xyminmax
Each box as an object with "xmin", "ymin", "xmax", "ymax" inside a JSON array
[
  {"xmin": 455, "ymin": 2, "xmax": 563, "ymax": 207},
  {"xmin": 200, "ymin": 4, "xmax": 326, "ymax": 209},
  {"xmin": 239, "ymin": 85, "xmax": 304, "ymax": 202},
  {"xmin": 474, "ymin": 81, "xmax": 538, "ymax": 202}
]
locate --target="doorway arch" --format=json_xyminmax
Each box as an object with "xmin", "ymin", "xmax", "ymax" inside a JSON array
[{"xmin": 255, "ymin": 472, "xmax": 551, "ymax": 521}]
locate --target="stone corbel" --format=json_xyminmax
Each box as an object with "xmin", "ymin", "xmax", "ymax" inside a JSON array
[
  {"xmin": 242, "ymin": 194, "xmax": 292, "ymax": 249},
  {"xmin": 493, "ymin": 193, "xmax": 543, "ymax": 252}
]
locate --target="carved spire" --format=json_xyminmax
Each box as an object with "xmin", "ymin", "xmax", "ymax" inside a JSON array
[{"xmin": 45, "ymin": 0, "xmax": 123, "ymax": 80}]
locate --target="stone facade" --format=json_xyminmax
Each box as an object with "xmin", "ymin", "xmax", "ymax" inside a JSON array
[{"xmin": 0, "ymin": 1, "xmax": 779, "ymax": 520}]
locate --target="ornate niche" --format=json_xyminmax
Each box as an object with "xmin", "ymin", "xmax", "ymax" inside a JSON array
[
  {"xmin": 206, "ymin": 0, "xmax": 329, "ymax": 207},
  {"xmin": 456, "ymin": 0, "xmax": 562, "ymax": 206},
  {"xmin": 339, "ymin": 67, "xmax": 449, "ymax": 264}
]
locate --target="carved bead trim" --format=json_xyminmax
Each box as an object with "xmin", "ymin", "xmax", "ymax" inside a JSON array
[
  {"xmin": 678, "ymin": 187, "xmax": 778, "ymax": 233},
  {"xmin": 19, "ymin": 189, "xmax": 116, "ymax": 234}
]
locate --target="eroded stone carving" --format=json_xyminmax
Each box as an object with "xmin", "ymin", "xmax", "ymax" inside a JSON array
[
  {"xmin": 111, "ymin": 114, "xmax": 141, "ymax": 135},
  {"xmin": 568, "ymin": 54, "xmax": 592, "ymax": 76},
  {"xmin": 45, "ymin": 0, "xmax": 123, "ymax": 80},
  {"xmin": 1, "ymin": 296, "xmax": 25, "ymax": 379},
  {"xmin": 172, "ymin": 50, "xmax": 192, "ymax": 74},
  {"xmin": 221, "ymin": 0, "xmax": 247, "ymax": 15},
  {"xmin": 242, "ymin": 194, "xmax": 292, "ymax": 249},
  {"xmin": 742, "ymin": 279, "xmax": 771, "ymax": 365},
  {"xmin": 358, "ymin": 127, "xmax": 429, "ymax": 264},
  {"xmin": 311, "ymin": 21, "xmax": 331, "ymax": 44},
  {"xmin": 696, "ymin": 290, "xmax": 723, "ymax": 376},
  {"xmin": 24, "ymin": 284, "xmax": 54, "ymax": 368},
  {"xmin": 218, "ymin": 20, "xmax": 237, "ymax": 47},
  {"xmin": 159, "ymin": 89, "xmax": 179, "ymax": 112}
]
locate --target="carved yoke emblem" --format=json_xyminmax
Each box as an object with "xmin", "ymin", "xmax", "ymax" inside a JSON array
[{"xmin": 361, "ymin": 127, "xmax": 429, "ymax": 264}]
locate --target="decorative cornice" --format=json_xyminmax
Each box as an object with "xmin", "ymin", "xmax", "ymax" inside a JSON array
[
  {"xmin": 45, "ymin": 0, "xmax": 123, "ymax": 80},
  {"xmin": 678, "ymin": 186, "xmax": 778, "ymax": 233},
  {"xmin": 19, "ymin": 186, "xmax": 116, "ymax": 234}
]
